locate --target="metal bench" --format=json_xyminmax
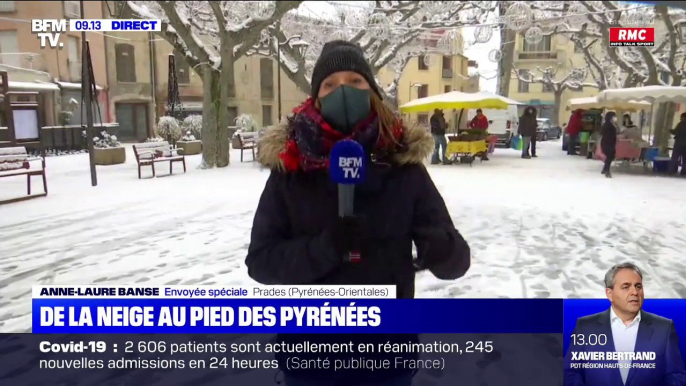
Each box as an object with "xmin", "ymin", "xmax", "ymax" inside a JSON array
[
  {"xmin": 0, "ymin": 146, "xmax": 47, "ymax": 204},
  {"xmin": 132, "ymin": 141, "xmax": 186, "ymax": 179},
  {"xmin": 236, "ymin": 132, "xmax": 257, "ymax": 162}
]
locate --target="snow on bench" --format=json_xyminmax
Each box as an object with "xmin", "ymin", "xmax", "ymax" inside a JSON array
[
  {"xmin": 0, "ymin": 146, "xmax": 48, "ymax": 203},
  {"xmin": 132, "ymin": 141, "xmax": 186, "ymax": 179}
]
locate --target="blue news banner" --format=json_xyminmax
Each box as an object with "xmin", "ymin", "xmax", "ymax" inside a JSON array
[
  {"xmin": 0, "ymin": 298, "xmax": 565, "ymax": 386},
  {"xmin": 2, "ymin": 297, "xmax": 684, "ymax": 385}
]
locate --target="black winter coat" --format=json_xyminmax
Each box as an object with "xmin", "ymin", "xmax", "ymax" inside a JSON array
[
  {"xmin": 601, "ymin": 120, "xmax": 618, "ymax": 156},
  {"xmin": 247, "ymin": 120, "xmax": 471, "ymax": 383},
  {"xmin": 518, "ymin": 113, "xmax": 538, "ymax": 137},
  {"xmin": 671, "ymin": 120, "xmax": 686, "ymax": 148},
  {"xmin": 248, "ymin": 121, "xmax": 470, "ymax": 296}
]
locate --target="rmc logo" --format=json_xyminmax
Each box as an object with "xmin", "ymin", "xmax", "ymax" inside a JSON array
[
  {"xmin": 338, "ymin": 157, "xmax": 363, "ymax": 178},
  {"xmin": 609, "ymin": 28, "xmax": 655, "ymax": 47}
]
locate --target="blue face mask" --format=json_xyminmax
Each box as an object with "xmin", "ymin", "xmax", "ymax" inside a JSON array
[{"xmin": 319, "ymin": 85, "xmax": 371, "ymax": 135}]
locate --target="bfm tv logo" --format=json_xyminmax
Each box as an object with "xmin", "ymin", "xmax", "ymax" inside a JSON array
[{"xmin": 609, "ymin": 28, "xmax": 655, "ymax": 47}]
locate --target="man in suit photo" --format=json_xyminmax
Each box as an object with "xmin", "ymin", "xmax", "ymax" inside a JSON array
[{"xmin": 564, "ymin": 262, "xmax": 686, "ymax": 386}]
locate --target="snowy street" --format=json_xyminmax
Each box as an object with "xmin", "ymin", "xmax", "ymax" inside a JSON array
[{"xmin": 1, "ymin": 140, "xmax": 686, "ymax": 332}]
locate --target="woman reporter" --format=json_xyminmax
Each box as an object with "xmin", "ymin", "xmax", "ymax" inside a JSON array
[{"xmin": 246, "ymin": 40, "xmax": 471, "ymax": 385}]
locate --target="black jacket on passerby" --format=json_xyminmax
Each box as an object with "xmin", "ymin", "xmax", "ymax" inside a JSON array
[
  {"xmin": 518, "ymin": 106, "xmax": 538, "ymax": 137},
  {"xmin": 671, "ymin": 115, "xmax": 686, "ymax": 148},
  {"xmin": 430, "ymin": 110, "xmax": 447, "ymax": 135},
  {"xmin": 601, "ymin": 112, "xmax": 619, "ymax": 157}
]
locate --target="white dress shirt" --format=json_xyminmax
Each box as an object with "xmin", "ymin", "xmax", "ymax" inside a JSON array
[{"xmin": 610, "ymin": 307, "xmax": 641, "ymax": 384}]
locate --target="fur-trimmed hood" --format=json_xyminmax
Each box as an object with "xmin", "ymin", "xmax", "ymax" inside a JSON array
[{"xmin": 257, "ymin": 118, "xmax": 434, "ymax": 171}]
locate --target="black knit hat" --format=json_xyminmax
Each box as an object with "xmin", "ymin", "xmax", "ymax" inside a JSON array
[{"xmin": 310, "ymin": 40, "xmax": 382, "ymax": 99}]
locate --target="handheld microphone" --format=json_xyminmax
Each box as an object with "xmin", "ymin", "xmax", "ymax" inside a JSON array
[{"xmin": 329, "ymin": 140, "xmax": 367, "ymax": 263}]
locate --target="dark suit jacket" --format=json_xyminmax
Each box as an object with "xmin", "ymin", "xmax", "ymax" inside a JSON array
[{"xmin": 564, "ymin": 309, "xmax": 686, "ymax": 386}]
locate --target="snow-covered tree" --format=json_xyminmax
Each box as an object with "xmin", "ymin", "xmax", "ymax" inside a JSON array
[
  {"xmin": 535, "ymin": 1, "xmax": 686, "ymax": 151},
  {"xmin": 512, "ymin": 61, "xmax": 599, "ymax": 124},
  {"xmin": 260, "ymin": 1, "xmax": 494, "ymax": 98},
  {"xmin": 124, "ymin": 1, "xmax": 303, "ymax": 168},
  {"xmin": 182, "ymin": 114, "xmax": 203, "ymax": 138},
  {"xmin": 155, "ymin": 116, "xmax": 182, "ymax": 143}
]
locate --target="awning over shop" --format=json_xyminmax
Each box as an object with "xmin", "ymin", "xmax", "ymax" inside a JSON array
[
  {"xmin": 8, "ymin": 81, "xmax": 59, "ymax": 91},
  {"xmin": 524, "ymin": 99, "xmax": 555, "ymax": 106}
]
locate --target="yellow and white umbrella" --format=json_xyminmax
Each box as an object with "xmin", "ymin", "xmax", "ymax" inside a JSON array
[{"xmin": 399, "ymin": 90, "xmax": 522, "ymax": 113}]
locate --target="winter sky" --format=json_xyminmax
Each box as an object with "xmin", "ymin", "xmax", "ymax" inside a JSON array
[{"xmin": 300, "ymin": 1, "xmax": 500, "ymax": 93}]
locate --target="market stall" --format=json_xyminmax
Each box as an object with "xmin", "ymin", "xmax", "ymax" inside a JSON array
[
  {"xmin": 596, "ymin": 86, "xmax": 686, "ymax": 172},
  {"xmin": 566, "ymin": 96, "xmax": 652, "ymax": 158},
  {"xmin": 399, "ymin": 91, "xmax": 521, "ymax": 165}
]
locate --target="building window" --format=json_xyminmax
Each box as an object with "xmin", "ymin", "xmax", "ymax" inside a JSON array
[
  {"xmin": 0, "ymin": 1, "xmax": 16, "ymax": 12},
  {"xmin": 63, "ymin": 1, "xmax": 80, "ymax": 18},
  {"xmin": 442, "ymin": 56, "xmax": 452, "ymax": 70},
  {"xmin": 417, "ymin": 114, "xmax": 429, "ymax": 125},
  {"xmin": 115, "ymin": 44, "xmax": 136, "ymax": 83},
  {"xmin": 574, "ymin": 42, "xmax": 583, "ymax": 53},
  {"xmin": 0, "ymin": 30, "xmax": 19, "ymax": 67},
  {"xmin": 262, "ymin": 105, "xmax": 273, "ymax": 126},
  {"xmin": 522, "ymin": 35, "xmax": 551, "ymax": 52},
  {"xmin": 227, "ymin": 106, "xmax": 238, "ymax": 126},
  {"xmin": 444, "ymin": 85, "xmax": 451, "ymax": 93},
  {"xmin": 260, "ymin": 58, "xmax": 274, "ymax": 99},
  {"xmin": 418, "ymin": 84, "xmax": 428, "ymax": 98},
  {"xmin": 174, "ymin": 50, "xmax": 190, "ymax": 84},
  {"xmin": 517, "ymin": 69, "xmax": 530, "ymax": 93},
  {"xmin": 542, "ymin": 83, "xmax": 553, "ymax": 92},
  {"xmin": 418, "ymin": 55, "xmax": 429, "ymax": 70}
]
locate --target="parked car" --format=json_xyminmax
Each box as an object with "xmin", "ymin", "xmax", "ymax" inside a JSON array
[{"xmin": 536, "ymin": 118, "xmax": 562, "ymax": 141}]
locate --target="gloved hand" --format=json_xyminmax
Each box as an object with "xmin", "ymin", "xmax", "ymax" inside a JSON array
[{"xmin": 329, "ymin": 215, "xmax": 364, "ymax": 260}]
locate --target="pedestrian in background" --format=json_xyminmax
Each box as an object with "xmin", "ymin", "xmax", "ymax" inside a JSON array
[
  {"xmin": 430, "ymin": 108, "xmax": 450, "ymax": 165},
  {"xmin": 518, "ymin": 106, "xmax": 538, "ymax": 159},
  {"xmin": 669, "ymin": 112, "xmax": 686, "ymax": 176},
  {"xmin": 566, "ymin": 109, "xmax": 584, "ymax": 156},
  {"xmin": 601, "ymin": 111, "xmax": 619, "ymax": 178}
]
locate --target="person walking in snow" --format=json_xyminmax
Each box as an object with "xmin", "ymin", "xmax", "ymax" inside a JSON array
[
  {"xmin": 669, "ymin": 112, "xmax": 686, "ymax": 176},
  {"xmin": 246, "ymin": 40, "xmax": 471, "ymax": 386},
  {"xmin": 566, "ymin": 109, "xmax": 584, "ymax": 156},
  {"xmin": 601, "ymin": 111, "xmax": 619, "ymax": 178},
  {"xmin": 430, "ymin": 108, "xmax": 450, "ymax": 164},
  {"xmin": 518, "ymin": 106, "xmax": 538, "ymax": 159}
]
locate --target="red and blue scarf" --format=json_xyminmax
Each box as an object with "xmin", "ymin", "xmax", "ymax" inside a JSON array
[{"xmin": 279, "ymin": 98, "xmax": 404, "ymax": 172}]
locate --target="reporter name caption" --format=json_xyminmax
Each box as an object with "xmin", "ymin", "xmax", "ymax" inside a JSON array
[
  {"xmin": 33, "ymin": 285, "xmax": 394, "ymax": 299},
  {"xmin": 32, "ymin": 286, "xmax": 562, "ymax": 333},
  {"xmin": 34, "ymin": 285, "xmax": 392, "ymax": 331}
]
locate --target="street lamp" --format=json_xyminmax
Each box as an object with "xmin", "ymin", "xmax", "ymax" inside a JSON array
[
  {"xmin": 409, "ymin": 82, "xmax": 423, "ymax": 102},
  {"xmin": 249, "ymin": 24, "xmax": 305, "ymax": 121}
]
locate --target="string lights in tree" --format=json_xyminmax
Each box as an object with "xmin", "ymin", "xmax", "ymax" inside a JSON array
[
  {"xmin": 367, "ymin": 13, "xmax": 391, "ymax": 39},
  {"xmin": 423, "ymin": 1, "xmax": 451, "ymax": 15},
  {"xmin": 488, "ymin": 49, "xmax": 502, "ymax": 63},
  {"xmin": 473, "ymin": 25, "xmax": 493, "ymax": 43},
  {"xmin": 505, "ymin": 2, "xmax": 533, "ymax": 32},
  {"xmin": 525, "ymin": 26, "xmax": 544, "ymax": 45}
]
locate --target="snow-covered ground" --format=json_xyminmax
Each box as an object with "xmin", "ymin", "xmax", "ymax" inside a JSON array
[{"xmin": 1, "ymin": 140, "xmax": 685, "ymax": 332}]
